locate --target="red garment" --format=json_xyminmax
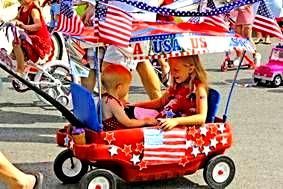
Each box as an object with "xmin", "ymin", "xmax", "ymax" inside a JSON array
[
  {"xmin": 159, "ymin": 79, "xmax": 200, "ymax": 118},
  {"xmin": 102, "ymin": 93, "xmax": 128, "ymax": 131},
  {"xmin": 156, "ymin": 0, "xmax": 174, "ymax": 22},
  {"xmin": 18, "ymin": 2, "xmax": 52, "ymax": 63}
]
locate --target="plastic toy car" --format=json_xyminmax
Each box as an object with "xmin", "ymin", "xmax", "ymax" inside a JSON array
[
  {"xmin": 54, "ymin": 83, "xmax": 235, "ymax": 189},
  {"xmin": 253, "ymin": 44, "xmax": 283, "ymax": 87}
]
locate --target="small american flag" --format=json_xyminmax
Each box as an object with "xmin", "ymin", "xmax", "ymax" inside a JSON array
[
  {"xmin": 142, "ymin": 128, "xmax": 187, "ymax": 165},
  {"xmin": 95, "ymin": 2, "xmax": 133, "ymax": 48},
  {"xmin": 202, "ymin": 0, "xmax": 229, "ymax": 32},
  {"xmin": 54, "ymin": 0, "xmax": 84, "ymax": 35},
  {"xmin": 253, "ymin": 0, "xmax": 283, "ymax": 39}
]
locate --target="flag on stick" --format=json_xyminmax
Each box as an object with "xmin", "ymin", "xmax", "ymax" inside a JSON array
[
  {"xmin": 95, "ymin": 2, "xmax": 133, "ymax": 48},
  {"xmin": 54, "ymin": 0, "xmax": 84, "ymax": 36}
]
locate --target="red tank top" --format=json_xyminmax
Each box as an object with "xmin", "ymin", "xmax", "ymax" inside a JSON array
[{"xmin": 18, "ymin": 2, "xmax": 51, "ymax": 44}]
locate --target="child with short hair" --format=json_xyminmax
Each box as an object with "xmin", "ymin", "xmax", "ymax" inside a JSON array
[
  {"xmin": 134, "ymin": 55, "xmax": 208, "ymax": 130},
  {"xmin": 101, "ymin": 64, "xmax": 158, "ymax": 131}
]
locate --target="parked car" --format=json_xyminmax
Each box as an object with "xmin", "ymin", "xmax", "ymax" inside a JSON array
[{"xmin": 253, "ymin": 44, "xmax": 283, "ymax": 87}]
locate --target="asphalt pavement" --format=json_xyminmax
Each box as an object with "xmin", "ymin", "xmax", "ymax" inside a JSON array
[{"xmin": 0, "ymin": 42, "xmax": 283, "ymax": 189}]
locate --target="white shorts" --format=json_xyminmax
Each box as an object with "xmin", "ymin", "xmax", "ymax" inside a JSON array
[{"xmin": 103, "ymin": 45, "xmax": 138, "ymax": 70}]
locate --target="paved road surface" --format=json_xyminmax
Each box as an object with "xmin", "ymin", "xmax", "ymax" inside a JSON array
[{"xmin": 0, "ymin": 42, "xmax": 283, "ymax": 189}]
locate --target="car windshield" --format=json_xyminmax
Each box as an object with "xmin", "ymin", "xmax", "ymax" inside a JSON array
[{"xmin": 270, "ymin": 49, "xmax": 283, "ymax": 61}]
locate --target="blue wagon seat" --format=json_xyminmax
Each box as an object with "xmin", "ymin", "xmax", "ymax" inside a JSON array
[
  {"xmin": 206, "ymin": 88, "xmax": 221, "ymax": 123},
  {"xmin": 71, "ymin": 83, "xmax": 221, "ymax": 131},
  {"xmin": 71, "ymin": 83, "xmax": 100, "ymax": 132}
]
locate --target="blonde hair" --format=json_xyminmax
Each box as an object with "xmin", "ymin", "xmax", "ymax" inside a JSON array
[
  {"xmin": 101, "ymin": 64, "xmax": 132, "ymax": 90},
  {"xmin": 169, "ymin": 55, "xmax": 208, "ymax": 91}
]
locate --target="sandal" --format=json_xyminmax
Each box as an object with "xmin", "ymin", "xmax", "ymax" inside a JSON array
[
  {"xmin": 32, "ymin": 172, "xmax": 44, "ymax": 189},
  {"xmin": 263, "ymin": 41, "xmax": 272, "ymax": 45}
]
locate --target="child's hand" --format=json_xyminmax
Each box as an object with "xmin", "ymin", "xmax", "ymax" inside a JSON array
[
  {"xmin": 159, "ymin": 118, "xmax": 178, "ymax": 130},
  {"xmin": 143, "ymin": 117, "xmax": 158, "ymax": 125}
]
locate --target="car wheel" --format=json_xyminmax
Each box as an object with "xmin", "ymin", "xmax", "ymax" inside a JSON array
[
  {"xmin": 80, "ymin": 169, "xmax": 119, "ymax": 189},
  {"xmin": 253, "ymin": 78, "xmax": 261, "ymax": 86},
  {"xmin": 272, "ymin": 75, "xmax": 282, "ymax": 87},
  {"xmin": 203, "ymin": 155, "xmax": 235, "ymax": 189},
  {"xmin": 54, "ymin": 149, "xmax": 89, "ymax": 184}
]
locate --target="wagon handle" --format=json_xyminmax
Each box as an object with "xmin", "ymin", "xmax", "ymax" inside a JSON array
[{"xmin": 223, "ymin": 50, "xmax": 247, "ymax": 123}]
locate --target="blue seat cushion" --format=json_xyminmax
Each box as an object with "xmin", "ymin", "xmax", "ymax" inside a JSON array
[
  {"xmin": 206, "ymin": 88, "xmax": 221, "ymax": 123},
  {"xmin": 71, "ymin": 83, "xmax": 101, "ymax": 132}
]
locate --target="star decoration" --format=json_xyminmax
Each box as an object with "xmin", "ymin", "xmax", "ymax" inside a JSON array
[
  {"xmin": 210, "ymin": 137, "xmax": 219, "ymax": 148},
  {"xmin": 210, "ymin": 124, "xmax": 219, "ymax": 135},
  {"xmin": 185, "ymin": 140, "xmax": 194, "ymax": 149},
  {"xmin": 64, "ymin": 135, "xmax": 69, "ymax": 146},
  {"xmin": 191, "ymin": 147, "xmax": 200, "ymax": 157},
  {"xmin": 217, "ymin": 123, "xmax": 226, "ymax": 133},
  {"xmin": 109, "ymin": 145, "xmax": 118, "ymax": 156},
  {"xmin": 195, "ymin": 137, "xmax": 205, "ymax": 147},
  {"xmin": 221, "ymin": 137, "xmax": 228, "ymax": 145},
  {"xmin": 202, "ymin": 145, "xmax": 211, "ymax": 156},
  {"xmin": 200, "ymin": 126, "xmax": 208, "ymax": 136},
  {"xmin": 164, "ymin": 109, "xmax": 176, "ymax": 118},
  {"xmin": 188, "ymin": 126, "xmax": 198, "ymax": 137},
  {"xmin": 179, "ymin": 157, "xmax": 190, "ymax": 167},
  {"xmin": 104, "ymin": 132, "xmax": 116, "ymax": 144},
  {"xmin": 135, "ymin": 143, "xmax": 144, "ymax": 153},
  {"xmin": 122, "ymin": 144, "xmax": 132, "ymax": 157},
  {"xmin": 138, "ymin": 161, "xmax": 148, "ymax": 170},
  {"xmin": 69, "ymin": 140, "xmax": 74, "ymax": 149},
  {"xmin": 130, "ymin": 154, "xmax": 140, "ymax": 165}
]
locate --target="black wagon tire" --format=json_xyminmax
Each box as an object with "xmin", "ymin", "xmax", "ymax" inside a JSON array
[
  {"xmin": 80, "ymin": 169, "xmax": 118, "ymax": 189},
  {"xmin": 272, "ymin": 75, "xmax": 282, "ymax": 87},
  {"xmin": 54, "ymin": 149, "xmax": 89, "ymax": 184},
  {"xmin": 203, "ymin": 155, "xmax": 235, "ymax": 189}
]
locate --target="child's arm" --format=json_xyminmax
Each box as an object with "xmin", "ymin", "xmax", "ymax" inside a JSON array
[
  {"xmin": 159, "ymin": 84, "xmax": 208, "ymax": 130},
  {"xmin": 111, "ymin": 101, "xmax": 157, "ymax": 127},
  {"xmin": 17, "ymin": 9, "xmax": 41, "ymax": 31},
  {"xmin": 134, "ymin": 92, "xmax": 169, "ymax": 109}
]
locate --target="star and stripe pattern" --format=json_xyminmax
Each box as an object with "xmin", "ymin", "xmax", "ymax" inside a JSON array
[{"xmin": 103, "ymin": 123, "xmax": 230, "ymax": 170}]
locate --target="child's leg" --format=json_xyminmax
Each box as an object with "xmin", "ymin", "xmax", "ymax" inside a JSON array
[{"xmin": 12, "ymin": 40, "xmax": 25, "ymax": 75}]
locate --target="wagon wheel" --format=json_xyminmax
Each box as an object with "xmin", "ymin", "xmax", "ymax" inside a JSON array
[
  {"xmin": 203, "ymin": 155, "xmax": 235, "ymax": 189},
  {"xmin": 54, "ymin": 149, "xmax": 89, "ymax": 184},
  {"xmin": 80, "ymin": 169, "xmax": 120, "ymax": 189}
]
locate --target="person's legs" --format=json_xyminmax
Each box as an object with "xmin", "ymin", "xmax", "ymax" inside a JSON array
[
  {"xmin": 136, "ymin": 60, "xmax": 161, "ymax": 100},
  {"xmin": 0, "ymin": 152, "xmax": 36, "ymax": 189},
  {"xmin": 255, "ymin": 31, "xmax": 263, "ymax": 44},
  {"xmin": 81, "ymin": 69, "xmax": 96, "ymax": 92},
  {"xmin": 12, "ymin": 41, "xmax": 25, "ymax": 75}
]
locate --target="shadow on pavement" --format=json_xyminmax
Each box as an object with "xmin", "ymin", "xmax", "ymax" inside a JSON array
[
  {"xmin": 11, "ymin": 161, "xmax": 208, "ymax": 189},
  {"xmin": 267, "ymin": 89, "xmax": 283, "ymax": 93},
  {"xmin": 0, "ymin": 127, "xmax": 58, "ymax": 144},
  {"xmin": 0, "ymin": 109, "xmax": 65, "ymax": 124}
]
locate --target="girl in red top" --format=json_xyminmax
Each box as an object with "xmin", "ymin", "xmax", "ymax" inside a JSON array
[
  {"xmin": 134, "ymin": 55, "xmax": 208, "ymax": 130},
  {"xmin": 13, "ymin": 0, "xmax": 52, "ymax": 75}
]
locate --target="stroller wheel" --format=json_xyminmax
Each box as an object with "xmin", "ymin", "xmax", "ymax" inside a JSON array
[
  {"xmin": 80, "ymin": 169, "xmax": 122, "ymax": 189},
  {"xmin": 54, "ymin": 149, "xmax": 89, "ymax": 184}
]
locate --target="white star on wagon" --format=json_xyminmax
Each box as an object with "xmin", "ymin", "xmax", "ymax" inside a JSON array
[
  {"xmin": 130, "ymin": 154, "xmax": 140, "ymax": 165},
  {"xmin": 210, "ymin": 138, "xmax": 218, "ymax": 148},
  {"xmin": 191, "ymin": 147, "xmax": 200, "ymax": 157},
  {"xmin": 200, "ymin": 126, "xmax": 208, "ymax": 136},
  {"xmin": 109, "ymin": 145, "xmax": 118, "ymax": 156},
  {"xmin": 217, "ymin": 123, "xmax": 226, "ymax": 133},
  {"xmin": 202, "ymin": 145, "xmax": 211, "ymax": 156}
]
